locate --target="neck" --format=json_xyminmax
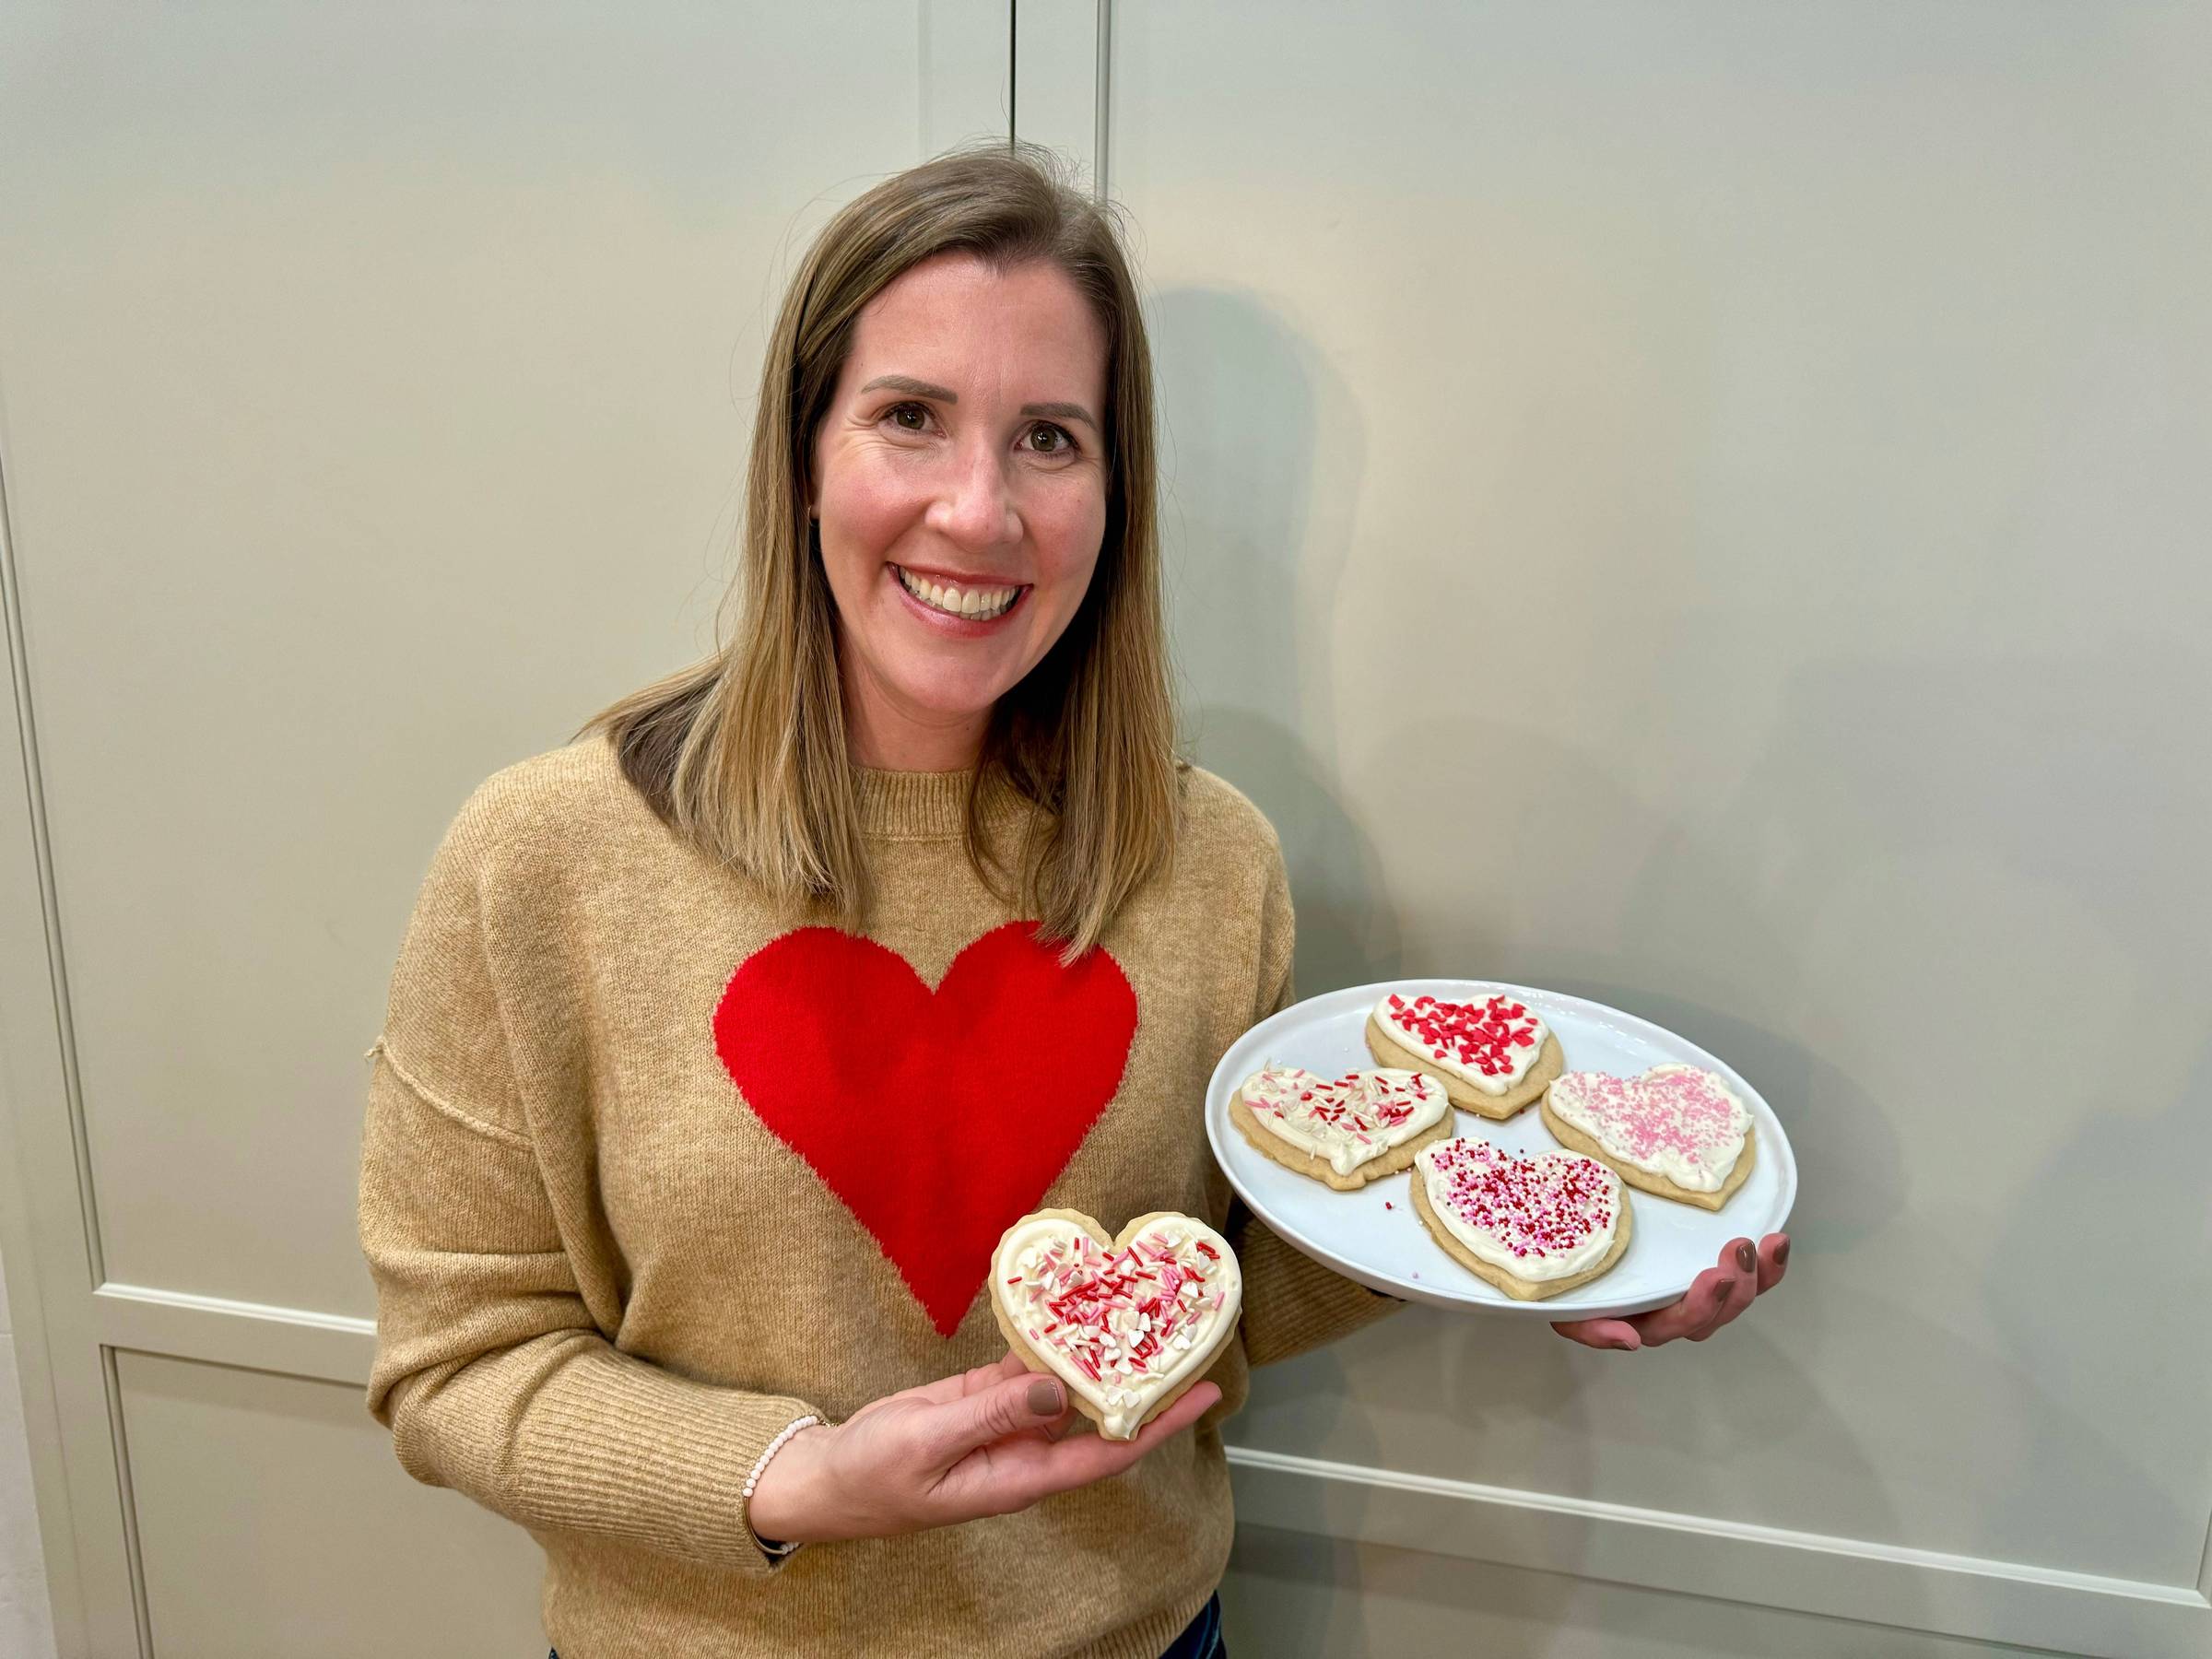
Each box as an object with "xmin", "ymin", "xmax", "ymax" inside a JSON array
[{"xmin": 841, "ymin": 663, "xmax": 989, "ymax": 772}]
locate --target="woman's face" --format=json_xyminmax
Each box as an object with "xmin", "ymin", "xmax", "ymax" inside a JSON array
[{"xmin": 811, "ymin": 253, "xmax": 1110, "ymax": 765}]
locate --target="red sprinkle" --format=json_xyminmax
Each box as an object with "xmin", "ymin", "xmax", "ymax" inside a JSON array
[{"xmin": 1382, "ymin": 994, "xmax": 1541, "ymax": 1083}]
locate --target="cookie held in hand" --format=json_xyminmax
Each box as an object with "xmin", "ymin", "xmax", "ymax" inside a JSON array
[
  {"xmin": 990, "ymin": 1209, "xmax": 1241, "ymax": 1441},
  {"xmin": 1366, "ymin": 991, "xmax": 1564, "ymax": 1119},
  {"xmin": 1409, "ymin": 1137, "xmax": 1630, "ymax": 1300},
  {"xmin": 1540, "ymin": 1065, "xmax": 1756, "ymax": 1210},
  {"xmin": 1230, "ymin": 1065, "xmax": 1453, "ymax": 1190}
]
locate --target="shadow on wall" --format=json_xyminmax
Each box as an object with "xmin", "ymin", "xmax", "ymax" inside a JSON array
[
  {"xmin": 1150, "ymin": 285, "xmax": 1401, "ymax": 994},
  {"xmin": 1151, "ymin": 286, "xmax": 2212, "ymax": 1630},
  {"xmin": 1243, "ymin": 641, "xmax": 2211, "ymax": 1644}
]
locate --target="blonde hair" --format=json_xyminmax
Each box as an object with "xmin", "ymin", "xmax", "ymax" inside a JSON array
[{"xmin": 579, "ymin": 142, "xmax": 1177, "ymax": 956}]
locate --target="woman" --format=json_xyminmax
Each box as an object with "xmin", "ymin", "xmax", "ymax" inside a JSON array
[{"xmin": 359, "ymin": 142, "xmax": 1786, "ymax": 1659}]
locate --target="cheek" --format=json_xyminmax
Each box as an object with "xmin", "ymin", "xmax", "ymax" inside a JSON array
[
  {"xmin": 819, "ymin": 462, "xmax": 916, "ymax": 565},
  {"xmin": 1029, "ymin": 483, "xmax": 1110, "ymax": 596}
]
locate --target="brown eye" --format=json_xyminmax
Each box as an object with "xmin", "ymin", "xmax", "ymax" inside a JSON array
[
  {"xmin": 1027, "ymin": 422, "xmax": 1073, "ymax": 454},
  {"xmin": 888, "ymin": 403, "xmax": 928, "ymax": 431}
]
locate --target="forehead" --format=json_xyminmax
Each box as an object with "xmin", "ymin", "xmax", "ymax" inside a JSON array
[{"xmin": 843, "ymin": 253, "xmax": 1107, "ymax": 401}]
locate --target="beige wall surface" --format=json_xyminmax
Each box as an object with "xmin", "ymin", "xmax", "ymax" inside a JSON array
[
  {"xmin": 0, "ymin": 1262, "xmax": 59, "ymax": 1658},
  {"xmin": 2, "ymin": 4, "xmax": 2207, "ymax": 1657},
  {"xmin": 1105, "ymin": 2, "xmax": 2211, "ymax": 1653},
  {"xmin": 0, "ymin": 3, "xmax": 1009, "ymax": 1654}
]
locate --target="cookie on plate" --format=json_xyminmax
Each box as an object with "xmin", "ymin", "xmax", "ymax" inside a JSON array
[
  {"xmin": 1366, "ymin": 990, "xmax": 1563, "ymax": 1119},
  {"xmin": 991, "ymin": 1208, "xmax": 1241, "ymax": 1441},
  {"xmin": 1408, "ymin": 1136, "xmax": 1630, "ymax": 1300},
  {"xmin": 1230, "ymin": 1064, "xmax": 1453, "ymax": 1190},
  {"xmin": 1540, "ymin": 1064, "xmax": 1756, "ymax": 1211}
]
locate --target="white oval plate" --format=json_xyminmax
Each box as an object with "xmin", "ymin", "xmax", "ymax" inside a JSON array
[{"xmin": 1206, "ymin": 979, "xmax": 1798, "ymax": 1319}]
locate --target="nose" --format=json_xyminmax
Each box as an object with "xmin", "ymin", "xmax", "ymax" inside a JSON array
[{"xmin": 924, "ymin": 440, "xmax": 1021, "ymax": 552}]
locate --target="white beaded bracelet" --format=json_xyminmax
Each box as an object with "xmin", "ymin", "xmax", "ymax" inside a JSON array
[{"xmin": 741, "ymin": 1414, "xmax": 820, "ymax": 1559}]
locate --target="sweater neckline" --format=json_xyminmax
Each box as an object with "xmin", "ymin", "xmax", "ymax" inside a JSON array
[{"xmin": 851, "ymin": 764, "xmax": 1033, "ymax": 840}]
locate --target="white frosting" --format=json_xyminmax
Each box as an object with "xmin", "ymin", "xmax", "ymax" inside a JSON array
[
  {"xmin": 991, "ymin": 1214, "xmax": 1241, "ymax": 1440},
  {"xmin": 1373, "ymin": 991, "xmax": 1548, "ymax": 1096},
  {"xmin": 1238, "ymin": 1064, "xmax": 1449, "ymax": 1176},
  {"xmin": 1546, "ymin": 1064, "xmax": 1751, "ymax": 1194},
  {"xmin": 1414, "ymin": 1137, "xmax": 1622, "ymax": 1283}
]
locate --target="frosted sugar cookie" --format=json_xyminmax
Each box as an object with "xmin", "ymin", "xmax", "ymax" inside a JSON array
[
  {"xmin": 990, "ymin": 1209, "xmax": 1241, "ymax": 1441},
  {"xmin": 1409, "ymin": 1136, "xmax": 1630, "ymax": 1300},
  {"xmin": 1540, "ymin": 1064, "xmax": 1756, "ymax": 1211},
  {"xmin": 1366, "ymin": 990, "xmax": 1564, "ymax": 1119},
  {"xmin": 1230, "ymin": 1065, "xmax": 1453, "ymax": 1190}
]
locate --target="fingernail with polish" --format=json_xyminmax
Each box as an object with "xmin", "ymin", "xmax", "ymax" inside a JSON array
[
  {"xmin": 1735, "ymin": 1242, "xmax": 1756, "ymax": 1275},
  {"xmin": 1776, "ymin": 1238, "xmax": 1791, "ymax": 1268},
  {"xmin": 1028, "ymin": 1379, "xmax": 1063, "ymax": 1416},
  {"xmin": 1713, "ymin": 1279, "xmax": 1735, "ymax": 1305}
]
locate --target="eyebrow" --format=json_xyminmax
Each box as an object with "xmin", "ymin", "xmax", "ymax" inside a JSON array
[
  {"xmin": 858, "ymin": 374, "xmax": 1100, "ymax": 433},
  {"xmin": 1020, "ymin": 400, "xmax": 1099, "ymax": 432},
  {"xmin": 860, "ymin": 374, "xmax": 957, "ymax": 402}
]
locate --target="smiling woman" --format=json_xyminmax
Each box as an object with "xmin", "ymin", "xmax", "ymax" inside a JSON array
[
  {"xmin": 357, "ymin": 139, "xmax": 1779, "ymax": 1659},
  {"xmin": 583, "ymin": 143, "xmax": 1174, "ymax": 959},
  {"xmin": 360, "ymin": 143, "xmax": 1310, "ymax": 1659}
]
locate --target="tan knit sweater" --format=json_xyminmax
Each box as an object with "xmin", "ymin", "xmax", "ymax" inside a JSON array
[{"xmin": 359, "ymin": 735, "xmax": 1400, "ymax": 1658}]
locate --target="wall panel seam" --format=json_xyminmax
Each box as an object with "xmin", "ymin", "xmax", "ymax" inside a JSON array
[
  {"xmin": 1093, "ymin": 0, "xmax": 1112, "ymax": 197},
  {"xmin": 0, "ymin": 455, "xmax": 107, "ymax": 1293},
  {"xmin": 99, "ymin": 1347, "xmax": 153, "ymax": 1658}
]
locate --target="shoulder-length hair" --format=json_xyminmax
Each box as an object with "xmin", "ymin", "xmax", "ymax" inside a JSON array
[{"xmin": 578, "ymin": 141, "xmax": 1176, "ymax": 956}]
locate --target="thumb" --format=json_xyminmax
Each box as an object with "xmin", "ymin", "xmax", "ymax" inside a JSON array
[{"xmin": 934, "ymin": 1370, "xmax": 1067, "ymax": 1458}]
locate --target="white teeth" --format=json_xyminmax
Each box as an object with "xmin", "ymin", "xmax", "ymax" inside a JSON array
[{"xmin": 897, "ymin": 568, "xmax": 1020, "ymax": 620}]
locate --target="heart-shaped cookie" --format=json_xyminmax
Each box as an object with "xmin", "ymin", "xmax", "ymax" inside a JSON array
[
  {"xmin": 1540, "ymin": 1064, "xmax": 1755, "ymax": 1210},
  {"xmin": 1366, "ymin": 991, "xmax": 1564, "ymax": 1118},
  {"xmin": 990, "ymin": 1208, "xmax": 1241, "ymax": 1441},
  {"xmin": 1230, "ymin": 1065, "xmax": 1452, "ymax": 1189},
  {"xmin": 1409, "ymin": 1137, "xmax": 1630, "ymax": 1300}
]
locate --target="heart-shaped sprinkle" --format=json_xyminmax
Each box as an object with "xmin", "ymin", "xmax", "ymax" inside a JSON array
[
  {"xmin": 1414, "ymin": 1137, "xmax": 1620, "ymax": 1283},
  {"xmin": 992, "ymin": 1213, "xmax": 1241, "ymax": 1440},
  {"xmin": 1376, "ymin": 992, "xmax": 1547, "ymax": 1093},
  {"xmin": 1546, "ymin": 1065, "xmax": 1750, "ymax": 1194},
  {"xmin": 1239, "ymin": 1065, "xmax": 1448, "ymax": 1176}
]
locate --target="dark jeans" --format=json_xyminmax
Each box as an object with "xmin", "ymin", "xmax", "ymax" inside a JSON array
[{"xmin": 547, "ymin": 1590, "xmax": 1226, "ymax": 1658}]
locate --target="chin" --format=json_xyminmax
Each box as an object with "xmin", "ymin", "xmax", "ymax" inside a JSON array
[{"xmin": 886, "ymin": 662, "xmax": 1020, "ymax": 725}]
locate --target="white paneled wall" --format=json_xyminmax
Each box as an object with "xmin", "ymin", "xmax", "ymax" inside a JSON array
[
  {"xmin": 2, "ymin": 5, "xmax": 2207, "ymax": 1657},
  {"xmin": 1105, "ymin": 4, "xmax": 2212, "ymax": 1654},
  {"xmin": 0, "ymin": 5, "xmax": 1010, "ymax": 1653}
]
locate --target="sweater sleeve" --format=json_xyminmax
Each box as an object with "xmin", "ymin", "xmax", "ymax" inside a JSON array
[
  {"xmin": 1226, "ymin": 838, "xmax": 1406, "ymax": 1370},
  {"xmin": 358, "ymin": 787, "xmax": 817, "ymax": 1576}
]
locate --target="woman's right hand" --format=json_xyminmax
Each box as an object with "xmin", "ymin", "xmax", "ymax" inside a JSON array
[{"xmin": 746, "ymin": 1351, "xmax": 1221, "ymax": 1545}]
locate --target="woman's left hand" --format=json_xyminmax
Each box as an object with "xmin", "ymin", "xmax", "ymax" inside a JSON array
[{"xmin": 1551, "ymin": 1233, "xmax": 1789, "ymax": 1351}]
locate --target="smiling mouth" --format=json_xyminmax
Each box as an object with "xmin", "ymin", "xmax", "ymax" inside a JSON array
[{"xmin": 894, "ymin": 565, "xmax": 1028, "ymax": 621}]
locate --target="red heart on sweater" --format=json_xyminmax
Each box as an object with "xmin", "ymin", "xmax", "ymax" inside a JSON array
[{"xmin": 712, "ymin": 924, "xmax": 1138, "ymax": 1336}]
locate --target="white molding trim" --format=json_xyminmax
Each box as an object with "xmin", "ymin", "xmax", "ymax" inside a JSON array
[
  {"xmin": 2, "ymin": 445, "xmax": 139, "ymax": 1658},
  {"xmin": 89, "ymin": 1283, "xmax": 2206, "ymax": 1656},
  {"xmin": 1227, "ymin": 1443, "xmax": 2207, "ymax": 1659},
  {"xmin": 93, "ymin": 1284, "xmax": 372, "ymax": 1387}
]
